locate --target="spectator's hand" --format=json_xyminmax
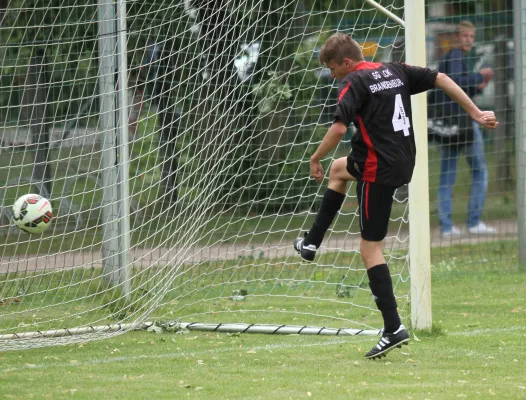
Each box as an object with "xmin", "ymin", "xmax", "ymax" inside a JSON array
[
  {"xmin": 480, "ymin": 68, "xmax": 494, "ymax": 82},
  {"xmin": 476, "ymin": 81, "xmax": 489, "ymax": 91},
  {"xmin": 475, "ymin": 111, "xmax": 498, "ymax": 129},
  {"xmin": 310, "ymin": 157, "xmax": 325, "ymax": 183}
]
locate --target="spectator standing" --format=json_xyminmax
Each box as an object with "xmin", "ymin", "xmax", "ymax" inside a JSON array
[{"xmin": 432, "ymin": 21, "xmax": 496, "ymax": 236}]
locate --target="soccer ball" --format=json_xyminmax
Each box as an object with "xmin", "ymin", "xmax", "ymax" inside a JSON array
[{"xmin": 12, "ymin": 194, "xmax": 53, "ymax": 234}]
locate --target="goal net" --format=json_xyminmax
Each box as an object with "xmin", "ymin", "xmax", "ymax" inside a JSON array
[{"xmin": 1, "ymin": 0, "xmax": 426, "ymax": 350}]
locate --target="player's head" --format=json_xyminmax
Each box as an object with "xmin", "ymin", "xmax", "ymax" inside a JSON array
[
  {"xmin": 319, "ymin": 33, "xmax": 364, "ymax": 79},
  {"xmin": 456, "ymin": 21, "xmax": 475, "ymax": 53}
]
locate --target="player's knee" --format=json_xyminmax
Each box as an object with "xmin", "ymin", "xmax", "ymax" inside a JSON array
[
  {"xmin": 329, "ymin": 158, "xmax": 351, "ymax": 181},
  {"xmin": 360, "ymin": 239, "xmax": 383, "ymax": 264},
  {"xmin": 328, "ymin": 159, "xmax": 342, "ymax": 176}
]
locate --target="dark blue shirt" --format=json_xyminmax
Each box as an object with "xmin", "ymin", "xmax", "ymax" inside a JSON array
[{"xmin": 431, "ymin": 48, "xmax": 483, "ymax": 116}]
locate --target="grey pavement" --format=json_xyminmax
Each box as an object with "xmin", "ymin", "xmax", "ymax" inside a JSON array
[
  {"xmin": 0, "ymin": 219, "xmax": 517, "ymax": 274},
  {"xmin": 0, "ymin": 127, "xmax": 99, "ymax": 150}
]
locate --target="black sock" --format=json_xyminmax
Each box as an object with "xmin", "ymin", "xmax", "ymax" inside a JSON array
[
  {"xmin": 304, "ymin": 189, "xmax": 345, "ymax": 248},
  {"xmin": 367, "ymin": 263, "xmax": 401, "ymax": 334}
]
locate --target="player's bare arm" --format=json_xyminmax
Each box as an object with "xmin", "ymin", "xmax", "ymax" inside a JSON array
[
  {"xmin": 435, "ymin": 72, "xmax": 498, "ymax": 129},
  {"xmin": 309, "ymin": 121, "xmax": 347, "ymax": 183}
]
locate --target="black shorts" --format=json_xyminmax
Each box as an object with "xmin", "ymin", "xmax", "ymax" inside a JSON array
[{"xmin": 356, "ymin": 181, "xmax": 396, "ymax": 242}]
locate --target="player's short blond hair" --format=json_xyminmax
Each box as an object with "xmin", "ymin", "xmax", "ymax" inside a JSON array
[
  {"xmin": 319, "ymin": 33, "xmax": 364, "ymax": 65},
  {"xmin": 456, "ymin": 20, "xmax": 475, "ymax": 34}
]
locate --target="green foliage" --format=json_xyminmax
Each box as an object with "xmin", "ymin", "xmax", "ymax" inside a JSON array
[
  {"xmin": 129, "ymin": 113, "xmax": 162, "ymax": 185},
  {"xmin": 216, "ymin": 119, "xmax": 326, "ymax": 214},
  {"xmin": 245, "ymin": 157, "xmax": 316, "ymax": 214},
  {"xmin": 0, "ymin": 0, "xmax": 406, "ymax": 216},
  {"xmin": 0, "ymin": 1, "xmax": 99, "ymax": 124},
  {"xmin": 252, "ymin": 71, "xmax": 293, "ymax": 114}
]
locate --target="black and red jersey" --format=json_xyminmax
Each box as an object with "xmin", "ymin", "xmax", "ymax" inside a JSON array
[{"xmin": 334, "ymin": 61, "xmax": 438, "ymax": 187}]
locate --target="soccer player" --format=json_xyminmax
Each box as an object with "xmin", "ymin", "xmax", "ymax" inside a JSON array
[{"xmin": 293, "ymin": 33, "xmax": 498, "ymax": 359}]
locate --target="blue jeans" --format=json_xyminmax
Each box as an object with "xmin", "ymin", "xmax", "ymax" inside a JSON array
[{"xmin": 438, "ymin": 122, "xmax": 488, "ymax": 232}]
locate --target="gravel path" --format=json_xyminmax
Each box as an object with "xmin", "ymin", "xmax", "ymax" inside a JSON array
[{"xmin": 0, "ymin": 219, "xmax": 518, "ymax": 273}]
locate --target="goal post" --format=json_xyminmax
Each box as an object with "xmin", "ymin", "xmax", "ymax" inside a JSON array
[
  {"xmin": 514, "ymin": 0, "xmax": 526, "ymax": 270},
  {"xmin": 97, "ymin": 0, "xmax": 132, "ymax": 298},
  {"xmin": 405, "ymin": 0, "xmax": 432, "ymax": 330}
]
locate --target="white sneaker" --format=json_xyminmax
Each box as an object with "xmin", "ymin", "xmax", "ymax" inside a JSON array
[
  {"xmin": 441, "ymin": 225, "xmax": 462, "ymax": 237},
  {"xmin": 468, "ymin": 222, "xmax": 496, "ymax": 234}
]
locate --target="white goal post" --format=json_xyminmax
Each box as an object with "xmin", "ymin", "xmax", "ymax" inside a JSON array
[
  {"xmin": 405, "ymin": 0, "xmax": 432, "ymax": 330},
  {"xmin": 0, "ymin": 0, "xmax": 433, "ymax": 351}
]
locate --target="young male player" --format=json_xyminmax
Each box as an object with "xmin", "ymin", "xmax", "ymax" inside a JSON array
[{"xmin": 293, "ymin": 33, "xmax": 498, "ymax": 359}]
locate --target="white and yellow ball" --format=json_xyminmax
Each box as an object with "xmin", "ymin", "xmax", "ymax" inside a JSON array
[{"xmin": 12, "ymin": 194, "xmax": 53, "ymax": 234}]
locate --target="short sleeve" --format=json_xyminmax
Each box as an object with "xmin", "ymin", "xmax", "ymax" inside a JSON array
[
  {"xmin": 401, "ymin": 63, "xmax": 438, "ymax": 95},
  {"xmin": 333, "ymin": 80, "xmax": 361, "ymax": 127}
]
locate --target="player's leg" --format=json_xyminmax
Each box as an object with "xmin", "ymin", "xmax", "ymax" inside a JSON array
[
  {"xmin": 438, "ymin": 143, "xmax": 460, "ymax": 236},
  {"xmin": 326, "ymin": 156, "xmax": 356, "ymax": 193},
  {"xmin": 356, "ymin": 182, "xmax": 409, "ymax": 359},
  {"xmin": 466, "ymin": 123, "xmax": 495, "ymax": 234},
  {"xmin": 293, "ymin": 156, "xmax": 356, "ymax": 261}
]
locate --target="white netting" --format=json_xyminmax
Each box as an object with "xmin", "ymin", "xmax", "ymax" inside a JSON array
[{"xmin": 1, "ymin": 0, "xmax": 415, "ymax": 350}]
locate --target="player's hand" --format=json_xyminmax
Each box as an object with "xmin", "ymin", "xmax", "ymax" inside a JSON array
[
  {"xmin": 310, "ymin": 158, "xmax": 325, "ymax": 183},
  {"xmin": 475, "ymin": 111, "xmax": 498, "ymax": 129}
]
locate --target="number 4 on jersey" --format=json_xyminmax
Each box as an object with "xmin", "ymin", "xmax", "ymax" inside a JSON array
[{"xmin": 392, "ymin": 94, "xmax": 411, "ymax": 136}]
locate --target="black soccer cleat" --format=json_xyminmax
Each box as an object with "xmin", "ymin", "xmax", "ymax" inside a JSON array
[
  {"xmin": 365, "ymin": 325, "xmax": 409, "ymax": 360},
  {"xmin": 293, "ymin": 236, "xmax": 317, "ymax": 262}
]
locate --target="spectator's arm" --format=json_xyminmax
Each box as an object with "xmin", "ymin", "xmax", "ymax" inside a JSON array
[{"xmin": 435, "ymin": 73, "xmax": 498, "ymax": 129}]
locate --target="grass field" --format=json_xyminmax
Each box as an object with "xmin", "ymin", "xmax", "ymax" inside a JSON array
[{"xmin": 0, "ymin": 241, "xmax": 524, "ymax": 400}]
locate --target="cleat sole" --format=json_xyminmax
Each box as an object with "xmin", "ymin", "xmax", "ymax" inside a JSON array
[{"xmin": 365, "ymin": 337, "xmax": 410, "ymax": 360}]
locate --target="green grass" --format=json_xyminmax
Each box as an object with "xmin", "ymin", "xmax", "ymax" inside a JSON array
[
  {"xmin": 0, "ymin": 248, "xmax": 400, "ymax": 333},
  {"xmin": 2, "ymin": 329, "xmax": 526, "ymax": 399},
  {"xmin": 0, "ymin": 241, "xmax": 517, "ymax": 335},
  {"xmin": 0, "ymin": 241, "xmax": 524, "ymax": 399}
]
